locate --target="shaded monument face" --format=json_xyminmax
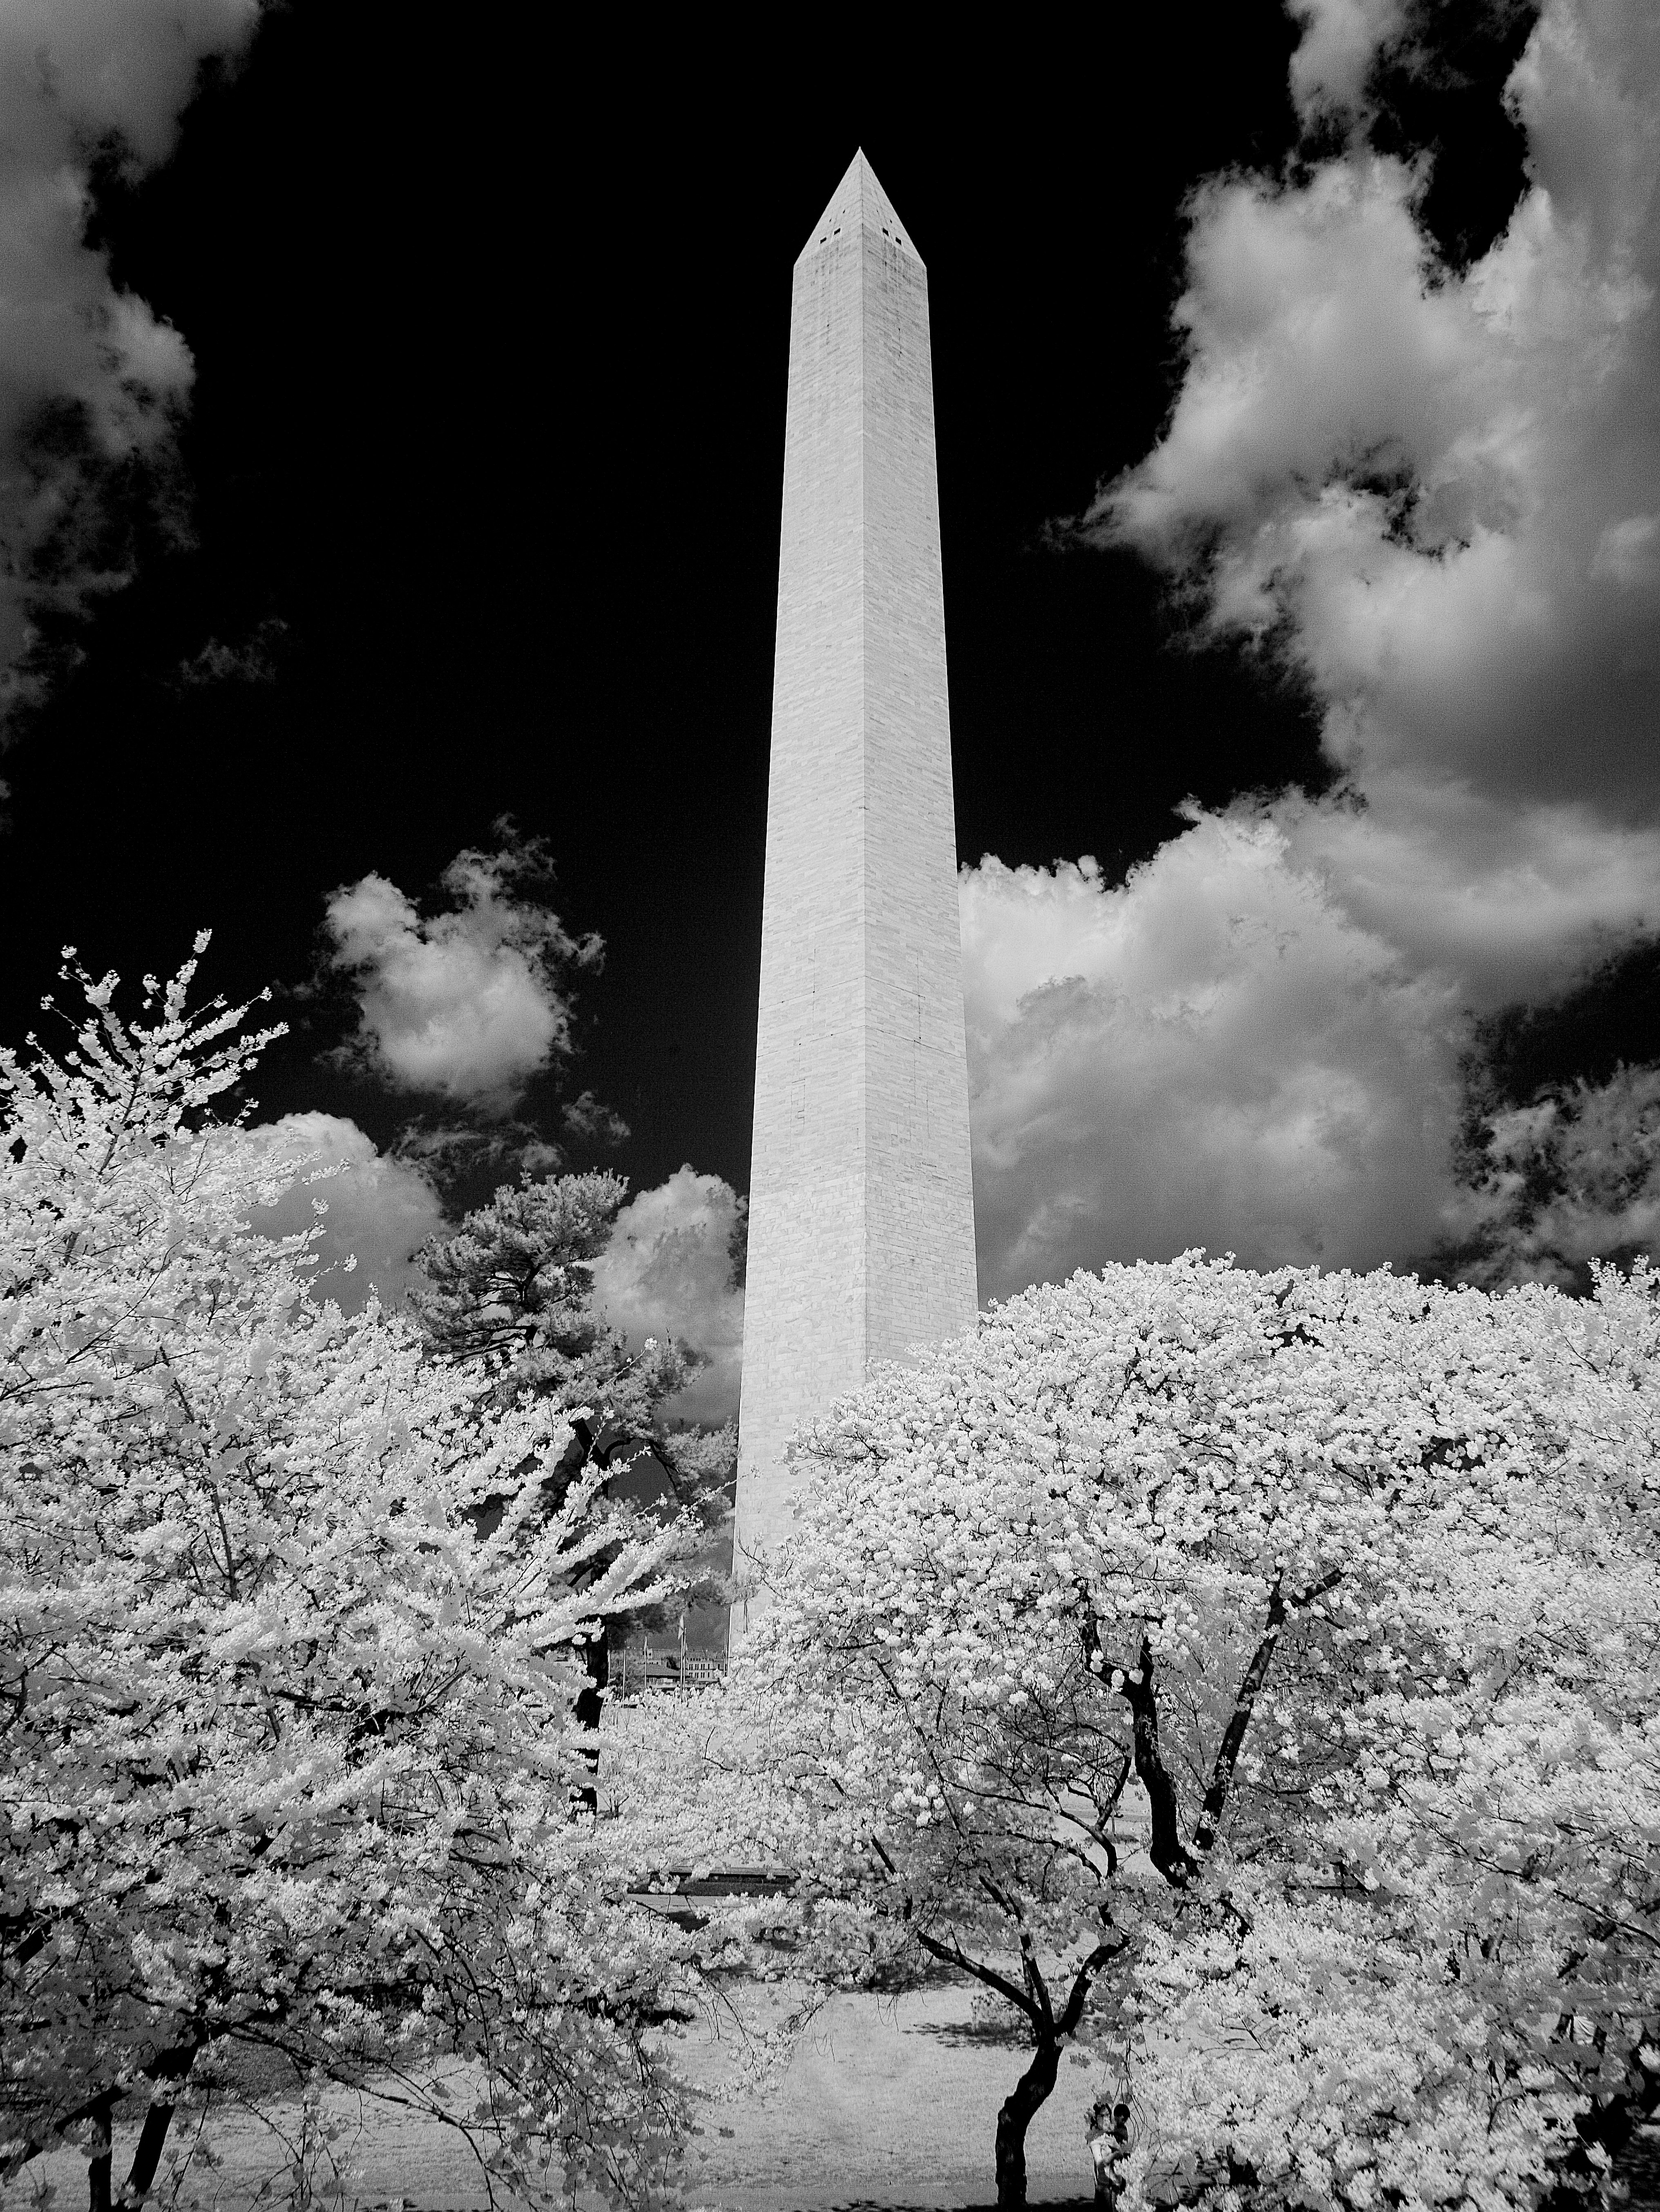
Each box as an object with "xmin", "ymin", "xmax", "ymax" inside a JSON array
[{"xmin": 735, "ymin": 151, "xmax": 979, "ymax": 1625}]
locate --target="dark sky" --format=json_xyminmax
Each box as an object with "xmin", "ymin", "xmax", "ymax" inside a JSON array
[{"xmin": 0, "ymin": 5, "xmax": 1544, "ymax": 1208}]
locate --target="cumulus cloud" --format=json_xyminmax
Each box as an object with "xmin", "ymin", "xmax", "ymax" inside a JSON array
[
  {"xmin": 962, "ymin": 815, "xmax": 1461, "ymax": 1297},
  {"xmin": 174, "ymin": 615, "xmax": 286, "ymax": 687},
  {"xmin": 1441, "ymin": 1063, "xmax": 1660, "ymax": 1290},
  {"xmin": 1289, "ymin": 0, "xmax": 1414, "ymax": 118},
  {"xmin": 591, "ymin": 1168, "xmax": 746, "ymax": 1427},
  {"xmin": 1088, "ymin": 0, "xmax": 1660, "ymax": 949},
  {"xmin": 971, "ymin": 0, "xmax": 1660, "ymax": 1290},
  {"xmin": 321, "ymin": 831, "xmax": 603, "ymax": 1118},
  {"xmin": 239, "ymin": 1112, "xmax": 446, "ymax": 1314},
  {"xmin": 0, "ymin": 0, "xmax": 260, "ymax": 733}
]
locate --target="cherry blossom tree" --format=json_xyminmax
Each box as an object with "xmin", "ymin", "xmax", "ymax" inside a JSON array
[
  {"xmin": 1118, "ymin": 1264, "xmax": 1660, "ymax": 2211},
  {"xmin": 0, "ymin": 942, "xmax": 708, "ymax": 2210},
  {"xmin": 628, "ymin": 1256, "xmax": 1659, "ymax": 2209}
]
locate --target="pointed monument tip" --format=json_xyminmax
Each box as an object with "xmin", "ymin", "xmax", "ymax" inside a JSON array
[{"xmin": 799, "ymin": 148, "xmax": 923, "ymax": 267}]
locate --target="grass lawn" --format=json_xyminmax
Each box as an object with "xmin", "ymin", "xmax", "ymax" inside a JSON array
[
  {"xmin": 668, "ymin": 1975, "xmax": 1104, "ymax": 2209},
  {"xmin": 7, "ymin": 1980, "xmax": 1106, "ymax": 2211}
]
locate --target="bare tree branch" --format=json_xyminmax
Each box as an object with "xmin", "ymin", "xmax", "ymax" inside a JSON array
[{"xmin": 1193, "ymin": 1568, "xmax": 1343, "ymax": 1858}]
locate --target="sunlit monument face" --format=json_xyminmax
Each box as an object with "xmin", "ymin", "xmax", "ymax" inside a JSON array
[{"xmin": 734, "ymin": 151, "xmax": 978, "ymax": 1629}]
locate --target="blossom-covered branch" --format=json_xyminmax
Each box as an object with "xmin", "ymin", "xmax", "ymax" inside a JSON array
[{"xmin": 0, "ymin": 944, "xmax": 711, "ymax": 2209}]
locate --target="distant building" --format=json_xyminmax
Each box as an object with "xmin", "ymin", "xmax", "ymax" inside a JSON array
[{"xmin": 612, "ymin": 1640, "xmax": 727, "ymax": 1699}]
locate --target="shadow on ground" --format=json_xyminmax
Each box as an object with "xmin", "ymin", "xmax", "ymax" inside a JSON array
[{"xmin": 903, "ymin": 2017, "xmax": 1030, "ymax": 2048}]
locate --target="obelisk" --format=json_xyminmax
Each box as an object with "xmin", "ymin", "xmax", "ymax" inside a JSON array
[{"xmin": 735, "ymin": 151, "xmax": 978, "ymax": 1618}]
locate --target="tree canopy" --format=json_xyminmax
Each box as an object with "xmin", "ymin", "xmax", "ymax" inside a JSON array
[
  {"xmin": 0, "ymin": 944, "xmax": 706, "ymax": 2209},
  {"xmin": 622, "ymin": 1254, "xmax": 1660, "ymax": 2209},
  {"xmin": 408, "ymin": 1168, "xmax": 737, "ymax": 1654}
]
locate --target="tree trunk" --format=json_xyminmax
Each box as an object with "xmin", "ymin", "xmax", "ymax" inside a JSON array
[
  {"xmin": 86, "ymin": 2095, "xmax": 114, "ymax": 2212},
  {"xmin": 117, "ymin": 2100, "xmax": 176, "ymax": 2205},
  {"xmin": 573, "ymin": 1631, "xmax": 609, "ymax": 1812},
  {"xmin": 1542, "ymin": 2074, "xmax": 1660, "ymax": 2212},
  {"xmin": 995, "ymin": 2037, "xmax": 1061, "ymax": 2208}
]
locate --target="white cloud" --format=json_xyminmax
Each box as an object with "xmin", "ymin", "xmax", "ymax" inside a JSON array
[
  {"xmin": 1092, "ymin": 0, "xmax": 1660, "ymax": 862},
  {"xmin": 1276, "ymin": 784, "xmax": 1660, "ymax": 1011},
  {"xmin": 175, "ymin": 616, "xmax": 286, "ymax": 687},
  {"xmin": 1288, "ymin": 0, "xmax": 1412, "ymax": 119},
  {"xmin": 969, "ymin": 0, "xmax": 1660, "ymax": 1291},
  {"xmin": 1441, "ymin": 1063, "xmax": 1660, "ymax": 1288},
  {"xmin": 240, "ymin": 1112, "xmax": 446, "ymax": 1314},
  {"xmin": 0, "ymin": 0, "xmax": 261, "ymax": 729},
  {"xmin": 322, "ymin": 841, "xmax": 602, "ymax": 1118},
  {"xmin": 962, "ymin": 815, "xmax": 1461, "ymax": 1298},
  {"xmin": 1589, "ymin": 513, "xmax": 1660, "ymax": 589},
  {"xmin": 591, "ymin": 1167, "xmax": 746, "ymax": 1427},
  {"xmin": 242, "ymin": 1136, "xmax": 747, "ymax": 1411}
]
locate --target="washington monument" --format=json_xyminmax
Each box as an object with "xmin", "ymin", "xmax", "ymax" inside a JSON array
[{"xmin": 734, "ymin": 150, "xmax": 978, "ymax": 1610}]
